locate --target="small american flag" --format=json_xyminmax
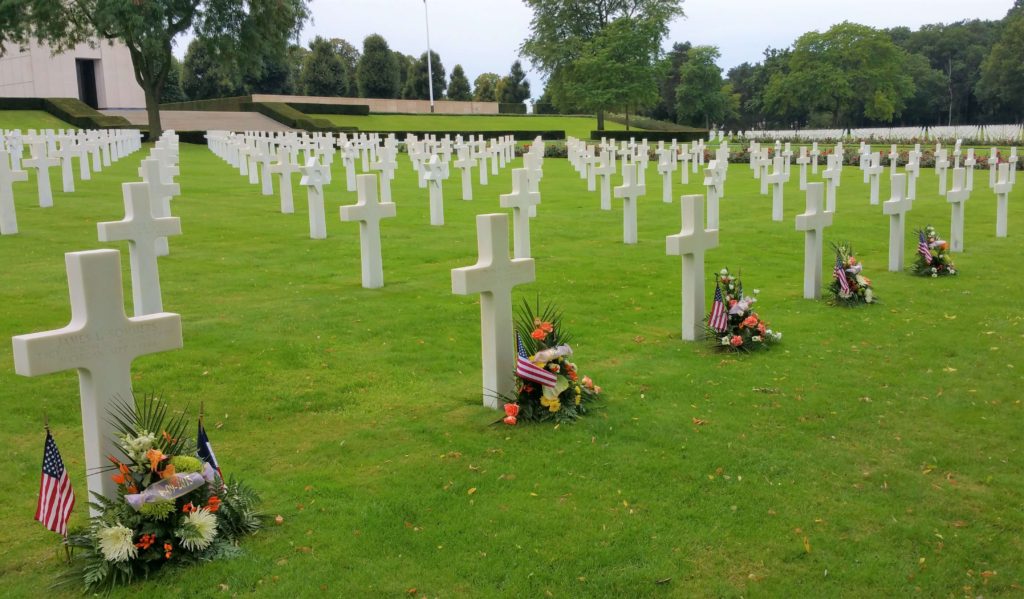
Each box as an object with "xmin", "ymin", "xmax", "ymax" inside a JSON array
[
  {"xmin": 197, "ymin": 420, "xmax": 221, "ymax": 478},
  {"xmin": 917, "ymin": 230, "xmax": 933, "ymax": 264},
  {"xmin": 708, "ymin": 283, "xmax": 728, "ymax": 332},
  {"xmin": 35, "ymin": 431, "xmax": 74, "ymax": 536},
  {"xmin": 516, "ymin": 332, "xmax": 557, "ymax": 387},
  {"xmin": 834, "ymin": 256, "xmax": 851, "ymax": 294}
]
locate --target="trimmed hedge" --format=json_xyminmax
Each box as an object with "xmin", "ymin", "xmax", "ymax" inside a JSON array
[
  {"xmin": 159, "ymin": 96, "xmax": 251, "ymax": 111},
  {"xmin": 591, "ymin": 129, "xmax": 707, "ymax": 142},
  {"xmin": 287, "ymin": 102, "xmax": 369, "ymax": 116},
  {"xmin": 0, "ymin": 97, "xmax": 132, "ymax": 129},
  {"xmin": 353, "ymin": 130, "xmax": 565, "ymax": 141},
  {"xmin": 498, "ymin": 103, "xmax": 527, "ymax": 115},
  {"xmin": 250, "ymin": 102, "xmax": 335, "ymax": 131}
]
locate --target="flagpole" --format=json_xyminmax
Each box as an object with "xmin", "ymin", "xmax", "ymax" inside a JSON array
[{"xmin": 424, "ymin": 0, "xmax": 435, "ymax": 113}]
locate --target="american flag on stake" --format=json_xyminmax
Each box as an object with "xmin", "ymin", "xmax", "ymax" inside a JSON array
[
  {"xmin": 708, "ymin": 283, "xmax": 728, "ymax": 333},
  {"xmin": 36, "ymin": 430, "xmax": 75, "ymax": 536},
  {"xmin": 516, "ymin": 332, "xmax": 557, "ymax": 387},
  {"xmin": 834, "ymin": 256, "xmax": 851, "ymax": 294},
  {"xmin": 917, "ymin": 230, "xmax": 933, "ymax": 264}
]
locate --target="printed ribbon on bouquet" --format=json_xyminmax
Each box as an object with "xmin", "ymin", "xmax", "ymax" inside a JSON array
[{"xmin": 125, "ymin": 462, "xmax": 217, "ymax": 511}]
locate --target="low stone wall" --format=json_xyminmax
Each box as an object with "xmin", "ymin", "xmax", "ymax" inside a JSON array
[{"xmin": 251, "ymin": 94, "xmax": 499, "ymax": 115}]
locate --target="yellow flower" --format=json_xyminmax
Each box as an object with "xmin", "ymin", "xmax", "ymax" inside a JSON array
[{"xmin": 541, "ymin": 396, "xmax": 561, "ymax": 412}]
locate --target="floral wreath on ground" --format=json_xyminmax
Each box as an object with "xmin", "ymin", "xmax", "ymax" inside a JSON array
[
  {"xmin": 58, "ymin": 395, "xmax": 261, "ymax": 593},
  {"xmin": 827, "ymin": 242, "xmax": 877, "ymax": 306},
  {"xmin": 705, "ymin": 268, "xmax": 781, "ymax": 352},
  {"xmin": 501, "ymin": 300, "xmax": 602, "ymax": 425},
  {"xmin": 911, "ymin": 226, "xmax": 957, "ymax": 277}
]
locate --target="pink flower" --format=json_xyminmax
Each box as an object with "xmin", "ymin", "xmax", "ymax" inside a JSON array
[
  {"xmin": 503, "ymin": 416, "xmax": 517, "ymax": 425},
  {"xmin": 730, "ymin": 336, "xmax": 743, "ymax": 347},
  {"xmin": 504, "ymin": 403, "xmax": 519, "ymax": 418}
]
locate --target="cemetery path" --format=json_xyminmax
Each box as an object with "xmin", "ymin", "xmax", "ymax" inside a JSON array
[{"xmin": 102, "ymin": 110, "xmax": 293, "ymax": 132}]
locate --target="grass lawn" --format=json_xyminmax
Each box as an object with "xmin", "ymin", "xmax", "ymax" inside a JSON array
[
  {"xmin": 1, "ymin": 143, "xmax": 1022, "ymax": 597},
  {"xmin": 311, "ymin": 113, "xmax": 633, "ymax": 140},
  {"xmin": 0, "ymin": 110, "xmax": 75, "ymax": 131}
]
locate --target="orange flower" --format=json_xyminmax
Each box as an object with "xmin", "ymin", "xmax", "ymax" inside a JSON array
[
  {"xmin": 730, "ymin": 335, "xmax": 743, "ymax": 347},
  {"xmin": 530, "ymin": 328, "xmax": 546, "ymax": 340},
  {"xmin": 548, "ymin": 363, "xmax": 560, "ymax": 373},
  {"xmin": 159, "ymin": 463, "xmax": 177, "ymax": 480},
  {"xmin": 162, "ymin": 431, "xmax": 176, "ymax": 445},
  {"xmin": 111, "ymin": 473, "xmax": 126, "ymax": 485},
  {"xmin": 569, "ymin": 371, "xmax": 578, "ymax": 381},
  {"xmin": 503, "ymin": 416, "xmax": 517, "ymax": 425},
  {"xmin": 757, "ymin": 323, "xmax": 766, "ymax": 336},
  {"xmin": 504, "ymin": 404, "xmax": 520, "ymax": 418},
  {"xmin": 146, "ymin": 448, "xmax": 165, "ymax": 472},
  {"xmin": 182, "ymin": 502, "xmax": 196, "ymax": 514},
  {"xmin": 119, "ymin": 463, "xmax": 131, "ymax": 475},
  {"xmin": 539, "ymin": 321, "xmax": 553, "ymax": 333},
  {"xmin": 207, "ymin": 496, "xmax": 222, "ymax": 513},
  {"xmin": 164, "ymin": 541, "xmax": 173, "ymax": 559},
  {"xmin": 127, "ymin": 484, "xmax": 138, "ymax": 494},
  {"xmin": 741, "ymin": 316, "xmax": 758, "ymax": 329},
  {"xmin": 135, "ymin": 534, "xmax": 155, "ymax": 550}
]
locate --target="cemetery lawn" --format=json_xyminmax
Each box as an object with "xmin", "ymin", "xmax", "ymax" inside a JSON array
[
  {"xmin": 0, "ymin": 109, "xmax": 74, "ymax": 130},
  {"xmin": 1, "ymin": 144, "xmax": 1023, "ymax": 597},
  {"xmin": 310, "ymin": 113, "xmax": 632, "ymax": 139}
]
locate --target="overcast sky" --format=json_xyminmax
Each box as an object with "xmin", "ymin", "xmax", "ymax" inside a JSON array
[{"xmin": 285, "ymin": 0, "xmax": 1015, "ymax": 100}]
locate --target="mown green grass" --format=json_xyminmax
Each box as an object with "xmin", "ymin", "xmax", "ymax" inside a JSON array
[
  {"xmin": 0, "ymin": 110, "xmax": 75, "ymax": 131},
  {"xmin": 311, "ymin": 113, "xmax": 631, "ymax": 140},
  {"xmin": 0, "ymin": 143, "xmax": 1022, "ymax": 597}
]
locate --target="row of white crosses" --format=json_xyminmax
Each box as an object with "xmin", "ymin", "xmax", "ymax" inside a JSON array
[
  {"xmin": 1, "ymin": 128, "xmax": 143, "ymax": 235},
  {"xmin": 12, "ymin": 131, "xmax": 182, "ymax": 510}
]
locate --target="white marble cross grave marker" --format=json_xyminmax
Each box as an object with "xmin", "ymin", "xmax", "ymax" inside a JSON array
[
  {"xmin": 0, "ymin": 149, "xmax": 29, "ymax": 235},
  {"xmin": 423, "ymin": 155, "xmax": 447, "ymax": 226},
  {"xmin": 23, "ymin": 142, "xmax": 59, "ymax": 208},
  {"xmin": 299, "ymin": 157, "xmax": 329, "ymax": 239},
  {"xmin": 946, "ymin": 167, "xmax": 970, "ymax": 252},
  {"xmin": 269, "ymin": 146, "xmax": 298, "ymax": 214},
  {"xmin": 371, "ymin": 149, "xmax": 398, "ymax": 204},
  {"xmin": 451, "ymin": 214, "xmax": 535, "ymax": 410},
  {"xmin": 614, "ymin": 161, "xmax": 644, "ymax": 244},
  {"xmin": 964, "ymin": 148, "xmax": 976, "ymax": 191},
  {"xmin": 56, "ymin": 137, "xmax": 76, "ymax": 193},
  {"xmin": 810, "ymin": 142, "xmax": 820, "ymax": 174},
  {"xmin": 340, "ymin": 174, "xmax": 396, "ymax": 289},
  {"xmin": 453, "ymin": 149, "xmax": 474, "ymax": 201},
  {"xmin": 795, "ymin": 182, "xmax": 834, "ymax": 300},
  {"xmin": 882, "ymin": 173, "xmax": 912, "ymax": 272},
  {"xmin": 499, "ymin": 168, "xmax": 540, "ymax": 259},
  {"xmin": 994, "ymin": 163, "xmax": 1013, "ymax": 238},
  {"xmin": 594, "ymin": 153, "xmax": 615, "ymax": 211},
  {"xmin": 138, "ymin": 158, "xmax": 180, "ymax": 257},
  {"xmin": 863, "ymin": 152, "xmax": 884, "ymax": 205},
  {"xmin": 97, "ymin": 183, "xmax": 182, "ymax": 315},
  {"xmin": 657, "ymin": 148, "xmax": 674, "ymax": 203},
  {"xmin": 822, "ymin": 155, "xmax": 843, "ymax": 213},
  {"xmin": 765, "ymin": 156, "xmax": 789, "ymax": 221},
  {"xmin": 704, "ymin": 159, "xmax": 723, "ymax": 230},
  {"xmin": 935, "ymin": 148, "xmax": 950, "ymax": 196},
  {"xmin": 666, "ymin": 194, "xmax": 718, "ymax": 341},
  {"xmin": 796, "ymin": 147, "xmax": 810, "ymax": 191},
  {"xmin": 12, "ymin": 249, "xmax": 183, "ymax": 510}
]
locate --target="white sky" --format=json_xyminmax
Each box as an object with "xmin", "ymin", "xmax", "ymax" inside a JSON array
[{"xmin": 215, "ymin": 0, "xmax": 1016, "ymax": 100}]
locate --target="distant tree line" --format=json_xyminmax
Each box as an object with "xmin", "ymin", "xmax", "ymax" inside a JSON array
[
  {"xmin": 172, "ymin": 33, "xmax": 531, "ymax": 108},
  {"xmin": 525, "ymin": 0, "xmax": 1024, "ymax": 127}
]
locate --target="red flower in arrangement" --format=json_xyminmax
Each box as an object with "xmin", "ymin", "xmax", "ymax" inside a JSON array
[
  {"xmin": 730, "ymin": 336, "xmax": 743, "ymax": 347},
  {"xmin": 729, "ymin": 299, "xmax": 738, "ymax": 307},
  {"xmin": 741, "ymin": 316, "xmax": 759, "ymax": 329},
  {"xmin": 539, "ymin": 321, "xmax": 553, "ymax": 333},
  {"xmin": 135, "ymin": 534, "xmax": 156, "ymax": 550},
  {"xmin": 182, "ymin": 502, "xmax": 197, "ymax": 514},
  {"xmin": 164, "ymin": 542, "xmax": 173, "ymax": 560},
  {"xmin": 758, "ymin": 323, "xmax": 766, "ymax": 336},
  {"xmin": 503, "ymin": 404, "xmax": 519, "ymax": 425},
  {"xmin": 503, "ymin": 416, "xmax": 517, "ymax": 425},
  {"xmin": 548, "ymin": 363, "xmax": 560, "ymax": 373},
  {"xmin": 530, "ymin": 328, "xmax": 546, "ymax": 340},
  {"xmin": 522, "ymin": 384, "xmax": 534, "ymax": 394},
  {"xmin": 207, "ymin": 496, "xmax": 222, "ymax": 513},
  {"xmin": 569, "ymin": 371, "xmax": 578, "ymax": 381}
]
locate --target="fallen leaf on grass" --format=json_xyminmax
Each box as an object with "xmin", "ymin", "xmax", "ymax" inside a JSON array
[
  {"xmin": 692, "ymin": 417, "xmax": 708, "ymax": 425},
  {"xmin": 655, "ymin": 578, "xmax": 671, "ymax": 585},
  {"xmin": 803, "ymin": 536, "xmax": 812, "ymax": 553},
  {"xmin": 467, "ymin": 487, "xmax": 477, "ymax": 495},
  {"xmin": 274, "ymin": 515, "xmax": 284, "ymax": 526},
  {"xmin": 943, "ymin": 367, "xmax": 958, "ymax": 373}
]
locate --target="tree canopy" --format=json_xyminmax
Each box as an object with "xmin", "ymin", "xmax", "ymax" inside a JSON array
[
  {"xmin": 473, "ymin": 73, "xmax": 501, "ymax": 102},
  {"xmin": 675, "ymin": 46, "xmax": 737, "ymax": 129},
  {"xmin": 356, "ymin": 34, "xmax": 401, "ymax": 99},
  {"xmin": 302, "ymin": 36, "xmax": 348, "ymax": 97},
  {"xmin": 402, "ymin": 51, "xmax": 447, "ymax": 101},
  {"xmin": 447, "ymin": 65, "xmax": 473, "ymax": 101},
  {"xmin": 1, "ymin": 0, "xmax": 308, "ymax": 137}
]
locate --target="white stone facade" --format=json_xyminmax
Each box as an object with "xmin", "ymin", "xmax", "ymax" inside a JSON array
[{"xmin": 0, "ymin": 39, "xmax": 145, "ymax": 109}]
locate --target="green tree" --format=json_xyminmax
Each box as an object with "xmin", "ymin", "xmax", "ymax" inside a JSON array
[
  {"xmin": 497, "ymin": 60, "xmax": 532, "ymax": 106},
  {"xmin": 0, "ymin": 0, "xmax": 308, "ymax": 138},
  {"xmin": 447, "ymin": 65, "xmax": 472, "ymax": 101},
  {"xmin": 647, "ymin": 42, "xmax": 690, "ymax": 122},
  {"xmin": 675, "ymin": 46, "xmax": 733, "ymax": 128},
  {"xmin": 286, "ymin": 44, "xmax": 309, "ymax": 95},
  {"xmin": 302, "ymin": 36, "xmax": 347, "ymax": 97},
  {"xmin": 393, "ymin": 52, "xmax": 416, "ymax": 98},
  {"xmin": 765, "ymin": 22, "xmax": 915, "ymax": 127},
  {"xmin": 473, "ymin": 73, "xmax": 501, "ymax": 102},
  {"xmin": 357, "ymin": 34, "xmax": 400, "ymax": 98},
  {"xmin": 330, "ymin": 38, "xmax": 360, "ymax": 92},
  {"xmin": 402, "ymin": 50, "xmax": 447, "ymax": 100},
  {"xmin": 557, "ymin": 18, "xmax": 662, "ymax": 126},
  {"xmin": 520, "ymin": 0, "xmax": 684, "ymax": 128},
  {"xmin": 976, "ymin": 11, "xmax": 1024, "ymax": 121},
  {"xmin": 182, "ymin": 37, "xmax": 243, "ymax": 101},
  {"xmin": 163, "ymin": 57, "xmax": 187, "ymax": 103}
]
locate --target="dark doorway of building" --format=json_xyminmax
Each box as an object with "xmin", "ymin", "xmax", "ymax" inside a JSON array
[{"xmin": 76, "ymin": 59, "xmax": 99, "ymax": 108}]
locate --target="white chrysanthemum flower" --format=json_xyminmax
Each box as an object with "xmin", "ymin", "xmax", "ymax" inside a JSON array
[
  {"xmin": 720, "ymin": 337, "xmax": 730, "ymax": 346},
  {"xmin": 177, "ymin": 508, "xmax": 218, "ymax": 551},
  {"xmin": 98, "ymin": 524, "xmax": 138, "ymax": 563},
  {"xmin": 720, "ymin": 268, "xmax": 728, "ymax": 276},
  {"xmin": 865, "ymin": 289, "xmax": 873, "ymax": 303},
  {"xmin": 774, "ymin": 332, "xmax": 783, "ymax": 341}
]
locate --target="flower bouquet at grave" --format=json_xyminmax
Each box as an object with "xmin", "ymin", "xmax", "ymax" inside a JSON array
[
  {"xmin": 705, "ymin": 268, "xmax": 781, "ymax": 352},
  {"xmin": 502, "ymin": 300, "xmax": 602, "ymax": 425},
  {"xmin": 827, "ymin": 242, "xmax": 877, "ymax": 306},
  {"xmin": 57, "ymin": 395, "xmax": 261, "ymax": 593},
  {"xmin": 911, "ymin": 225, "xmax": 958, "ymax": 277}
]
